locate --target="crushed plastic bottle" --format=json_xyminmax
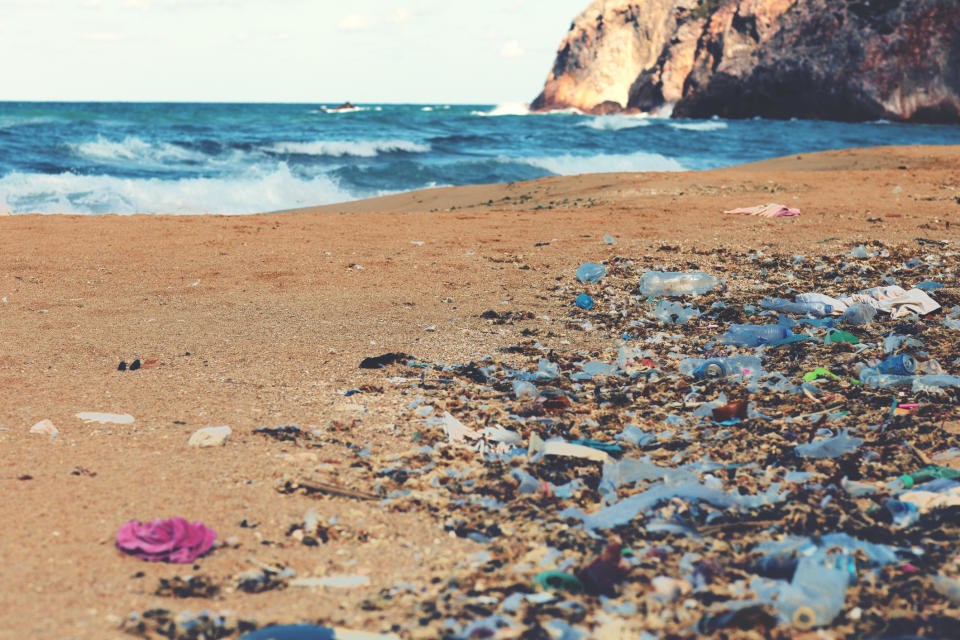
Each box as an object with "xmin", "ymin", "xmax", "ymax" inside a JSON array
[
  {"xmin": 912, "ymin": 374, "xmax": 960, "ymax": 391},
  {"xmin": 512, "ymin": 380, "xmax": 537, "ymax": 401},
  {"xmin": 649, "ymin": 300, "xmax": 700, "ymax": 324},
  {"xmin": 536, "ymin": 358, "xmax": 560, "ymax": 380},
  {"xmin": 884, "ymin": 499, "xmax": 919, "ymax": 527},
  {"xmin": 841, "ymin": 302, "xmax": 876, "ymax": 325},
  {"xmin": 562, "ymin": 479, "xmax": 785, "ymax": 530},
  {"xmin": 859, "ymin": 368, "xmax": 914, "ymax": 388},
  {"xmin": 794, "ymin": 429, "xmax": 863, "ymax": 458},
  {"xmin": 774, "ymin": 550, "xmax": 853, "ymax": 629},
  {"xmin": 575, "ymin": 293, "xmax": 594, "ymax": 310},
  {"xmin": 887, "ymin": 464, "xmax": 960, "ymax": 490},
  {"xmin": 720, "ymin": 324, "xmax": 792, "ymax": 347},
  {"xmin": 759, "ymin": 297, "xmax": 832, "ymax": 317},
  {"xmin": 678, "ymin": 356, "xmax": 764, "ymax": 380},
  {"xmin": 575, "ymin": 262, "xmax": 606, "ymax": 284},
  {"xmin": 932, "ymin": 574, "xmax": 960, "ymax": 606},
  {"xmin": 638, "ymin": 272, "xmax": 723, "ymax": 297}
]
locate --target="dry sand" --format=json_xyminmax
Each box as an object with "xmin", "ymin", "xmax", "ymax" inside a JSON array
[{"xmin": 1, "ymin": 145, "xmax": 958, "ymax": 638}]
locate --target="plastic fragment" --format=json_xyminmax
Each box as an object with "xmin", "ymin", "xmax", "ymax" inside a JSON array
[
  {"xmin": 575, "ymin": 262, "xmax": 606, "ymax": 283},
  {"xmin": 638, "ymin": 271, "xmax": 723, "ymax": 297}
]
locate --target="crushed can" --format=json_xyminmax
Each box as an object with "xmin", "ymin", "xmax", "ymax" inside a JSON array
[{"xmin": 876, "ymin": 354, "xmax": 916, "ymax": 376}]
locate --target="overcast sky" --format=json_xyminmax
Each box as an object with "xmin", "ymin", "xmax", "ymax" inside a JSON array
[{"xmin": 0, "ymin": 0, "xmax": 589, "ymax": 103}]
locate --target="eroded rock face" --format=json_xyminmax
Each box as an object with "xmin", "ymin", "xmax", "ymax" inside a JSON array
[
  {"xmin": 533, "ymin": 0, "xmax": 960, "ymax": 123},
  {"xmin": 530, "ymin": 0, "xmax": 684, "ymax": 114}
]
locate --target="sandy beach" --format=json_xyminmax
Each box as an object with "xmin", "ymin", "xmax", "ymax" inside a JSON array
[{"xmin": 2, "ymin": 145, "xmax": 959, "ymax": 639}]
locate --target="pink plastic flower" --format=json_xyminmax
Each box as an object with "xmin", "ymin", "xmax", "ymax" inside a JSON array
[{"xmin": 116, "ymin": 517, "xmax": 217, "ymax": 563}]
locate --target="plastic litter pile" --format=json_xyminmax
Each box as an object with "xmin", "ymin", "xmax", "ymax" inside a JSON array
[{"xmin": 126, "ymin": 240, "xmax": 960, "ymax": 639}]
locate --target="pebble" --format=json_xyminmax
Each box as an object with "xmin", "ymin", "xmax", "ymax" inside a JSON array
[
  {"xmin": 187, "ymin": 426, "xmax": 232, "ymax": 447},
  {"xmin": 29, "ymin": 419, "xmax": 59, "ymax": 438}
]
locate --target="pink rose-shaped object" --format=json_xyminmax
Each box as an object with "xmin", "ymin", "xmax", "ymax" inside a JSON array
[{"xmin": 116, "ymin": 517, "xmax": 217, "ymax": 563}]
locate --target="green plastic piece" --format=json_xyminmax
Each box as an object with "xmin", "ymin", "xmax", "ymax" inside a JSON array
[
  {"xmin": 899, "ymin": 465, "xmax": 960, "ymax": 489},
  {"xmin": 533, "ymin": 570, "xmax": 584, "ymax": 593},
  {"xmin": 802, "ymin": 368, "xmax": 841, "ymax": 381},
  {"xmin": 826, "ymin": 329, "xmax": 859, "ymax": 344}
]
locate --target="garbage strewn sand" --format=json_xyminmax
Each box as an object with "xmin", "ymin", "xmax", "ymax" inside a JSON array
[{"xmin": 1, "ymin": 145, "xmax": 959, "ymax": 638}]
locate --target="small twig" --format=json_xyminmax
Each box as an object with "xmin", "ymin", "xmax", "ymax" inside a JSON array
[{"xmin": 295, "ymin": 477, "xmax": 379, "ymax": 501}]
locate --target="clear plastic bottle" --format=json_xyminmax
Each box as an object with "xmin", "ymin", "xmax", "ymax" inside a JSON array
[
  {"xmin": 638, "ymin": 272, "xmax": 723, "ymax": 297},
  {"xmin": 841, "ymin": 302, "xmax": 877, "ymax": 325},
  {"xmin": 859, "ymin": 368, "xmax": 914, "ymax": 388},
  {"xmin": 759, "ymin": 296, "xmax": 833, "ymax": 317},
  {"xmin": 721, "ymin": 324, "xmax": 793, "ymax": 347},
  {"xmin": 913, "ymin": 374, "xmax": 960, "ymax": 390},
  {"xmin": 776, "ymin": 550, "xmax": 852, "ymax": 630}
]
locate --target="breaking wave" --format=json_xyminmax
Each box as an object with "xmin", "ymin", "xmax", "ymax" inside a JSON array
[
  {"xmin": 265, "ymin": 139, "xmax": 430, "ymax": 158},
  {"xmin": 69, "ymin": 136, "xmax": 208, "ymax": 164},
  {"xmin": 0, "ymin": 164, "xmax": 357, "ymax": 215}
]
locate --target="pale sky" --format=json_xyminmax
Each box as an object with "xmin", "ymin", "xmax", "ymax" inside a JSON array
[{"xmin": 0, "ymin": 0, "xmax": 590, "ymax": 103}]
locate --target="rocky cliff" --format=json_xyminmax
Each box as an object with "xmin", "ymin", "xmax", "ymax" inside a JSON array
[{"xmin": 531, "ymin": 0, "xmax": 960, "ymax": 122}]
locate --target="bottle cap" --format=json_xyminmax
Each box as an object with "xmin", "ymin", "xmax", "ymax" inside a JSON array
[
  {"xmin": 901, "ymin": 354, "xmax": 916, "ymax": 374},
  {"xmin": 703, "ymin": 363, "xmax": 724, "ymax": 378},
  {"xmin": 792, "ymin": 605, "xmax": 817, "ymax": 630}
]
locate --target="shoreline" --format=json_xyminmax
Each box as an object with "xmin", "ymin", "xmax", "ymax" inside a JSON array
[{"xmin": 2, "ymin": 144, "xmax": 959, "ymax": 639}]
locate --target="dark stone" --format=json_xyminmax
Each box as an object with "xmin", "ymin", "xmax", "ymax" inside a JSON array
[{"xmin": 358, "ymin": 352, "xmax": 411, "ymax": 369}]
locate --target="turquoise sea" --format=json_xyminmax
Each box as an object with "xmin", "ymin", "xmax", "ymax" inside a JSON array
[{"xmin": 2, "ymin": 101, "xmax": 959, "ymax": 214}]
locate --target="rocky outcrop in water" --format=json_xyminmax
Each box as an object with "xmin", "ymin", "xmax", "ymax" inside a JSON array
[{"xmin": 532, "ymin": 0, "xmax": 960, "ymax": 123}]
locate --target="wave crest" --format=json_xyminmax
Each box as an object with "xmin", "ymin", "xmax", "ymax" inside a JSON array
[
  {"xmin": 577, "ymin": 115, "xmax": 653, "ymax": 131},
  {"xmin": 69, "ymin": 136, "xmax": 207, "ymax": 164},
  {"xmin": 266, "ymin": 139, "xmax": 430, "ymax": 158},
  {"xmin": 668, "ymin": 120, "xmax": 728, "ymax": 132},
  {"xmin": 472, "ymin": 102, "xmax": 530, "ymax": 117},
  {"xmin": 517, "ymin": 151, "xmax": 685, "ymax": 175}
]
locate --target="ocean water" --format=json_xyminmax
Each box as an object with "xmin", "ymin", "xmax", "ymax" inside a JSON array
[{"xmin": 2, "ymin": 101, "xmax": 959, "ymax": 215}]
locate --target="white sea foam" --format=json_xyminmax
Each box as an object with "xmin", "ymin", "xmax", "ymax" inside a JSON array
[
  {"xmin": 0, "ymin": 164, "xmax": 357, "ymax": 215},
  {"xmin": 421, "ymin": 106, "xmax": 434, "ymax": 112},
  {"xmin": 0, "ymin": 116, "xmax": 57, "ymax": 129},
  {"xmin": 668, "ymin": 120, "xmax": 729, "ymax": 131},
  {"xmin": 519, "ymin": 151, "xmax": 685, "ymax": 175},
  {"xmin": 266, "ymin": 139, "xmax": 430, "ymax": 157},
  {"xmin": 69, "ymin": 136, "xmax": 207, "ymax": 164},
  {"xmin": 578, "ymin": 115, "xmax": 653, "ymax": 131},
  {"xmin": 472, "ymin": 102, "xmax": 531, "ymax": 117}
]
